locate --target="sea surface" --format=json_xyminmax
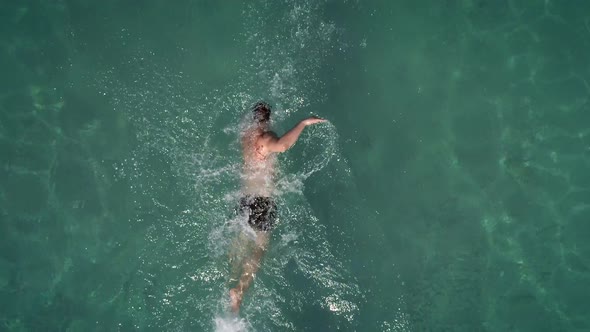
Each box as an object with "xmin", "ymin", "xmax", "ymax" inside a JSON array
[{"xmin": 1, "ymin": 1, "xmax": 589, "ymax": 331}]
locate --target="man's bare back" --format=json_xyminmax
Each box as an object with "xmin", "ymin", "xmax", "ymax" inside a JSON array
[
  {"xmin": 241, "ymin": 126, "xmax": 277, "ymax": 197},
  {"xmin": 229, "ymin": 102, "xmax": 326, "ymax": 312}
]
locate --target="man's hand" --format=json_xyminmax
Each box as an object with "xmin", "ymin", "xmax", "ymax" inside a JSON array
[{"xmin": 302, "ymin": 116, "xmax": 327, "ymax": 126}]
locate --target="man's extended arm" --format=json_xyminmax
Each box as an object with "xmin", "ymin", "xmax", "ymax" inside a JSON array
[{"xmin": 264, "ymin": 116, "xmax": 326, "ymax": 153}]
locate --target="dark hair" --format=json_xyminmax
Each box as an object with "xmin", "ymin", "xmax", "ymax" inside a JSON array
[{"xmin": 252, "ymin": 101, "xmax": 271, "ymax": 123}]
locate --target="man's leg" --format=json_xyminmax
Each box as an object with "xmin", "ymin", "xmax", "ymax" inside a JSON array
[
  {"xmin": 230, "ymin": 231, "xmax": 269, "ymax": 312},
  {"xmin": 228, "ymin": 232, "xmax": 251, "ymax": 282}
]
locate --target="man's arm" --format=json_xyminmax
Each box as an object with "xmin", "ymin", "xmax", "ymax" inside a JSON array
[{"xmin": 263, "ymin": 116, "xmax": 326, "ymax": 153}]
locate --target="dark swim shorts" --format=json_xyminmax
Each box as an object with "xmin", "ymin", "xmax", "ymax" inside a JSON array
[{"xmin": 238, "ymin": 196, "xmax": 277, "ymax": 232}]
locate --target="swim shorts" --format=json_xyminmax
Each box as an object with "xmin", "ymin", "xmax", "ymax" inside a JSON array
[{"xmin": 238, "ymin": 196, "xmax": 277, "ymax": 232}]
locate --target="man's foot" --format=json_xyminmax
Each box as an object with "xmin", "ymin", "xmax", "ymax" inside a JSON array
[{"xmin": 229, "ymin": 288, "xmax": 242, "ymax": 313}]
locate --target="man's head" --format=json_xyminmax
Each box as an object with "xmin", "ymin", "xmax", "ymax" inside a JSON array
[{"xmin": 252, "ymin": 101, "xmax": 271, "ymax": 124}]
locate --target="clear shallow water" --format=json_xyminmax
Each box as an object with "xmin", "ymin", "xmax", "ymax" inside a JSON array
[{"xmin": 1, "ymin": 1, "xmax": 589, "ymax": 331}]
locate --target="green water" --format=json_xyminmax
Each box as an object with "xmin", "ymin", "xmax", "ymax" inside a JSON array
[{"xmin": 2, "ymin": 0, "xmax": 590, "ymax": 331}]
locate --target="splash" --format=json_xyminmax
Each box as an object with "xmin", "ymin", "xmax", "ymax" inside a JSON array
[
  {"xmin": 214, "ymin": 315, "xmax": 249, "ymax": 332},
  {"xmin": 299, "ymin": 121, "xmax": 339, "ymax": 178},
  {"xmin": 90, "ymin": 0, "xmax": 360, "ymax": 330}
]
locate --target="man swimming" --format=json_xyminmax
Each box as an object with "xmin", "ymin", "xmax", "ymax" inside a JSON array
[{"xmin": 229, "ymin": 102, "xmax": 326, "ymax": 312}]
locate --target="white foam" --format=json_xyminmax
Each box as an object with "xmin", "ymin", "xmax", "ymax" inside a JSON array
[
  {"xmin": 214, "ymin": 315, "xmax": 249, "ymax": 332},
  {"xmin": 299, "ymin": 121, "xmax": 339, "ymax": 178}
]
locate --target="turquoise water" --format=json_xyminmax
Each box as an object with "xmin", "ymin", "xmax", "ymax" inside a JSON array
[{"xmin": 1, "ymin": 0, "xmax": 590, "ymax": 331}]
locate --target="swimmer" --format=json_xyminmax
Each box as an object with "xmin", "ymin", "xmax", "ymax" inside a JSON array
[{"xmin": 229, "ymin": 102, "xmax": 326, "ymax": 312}]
